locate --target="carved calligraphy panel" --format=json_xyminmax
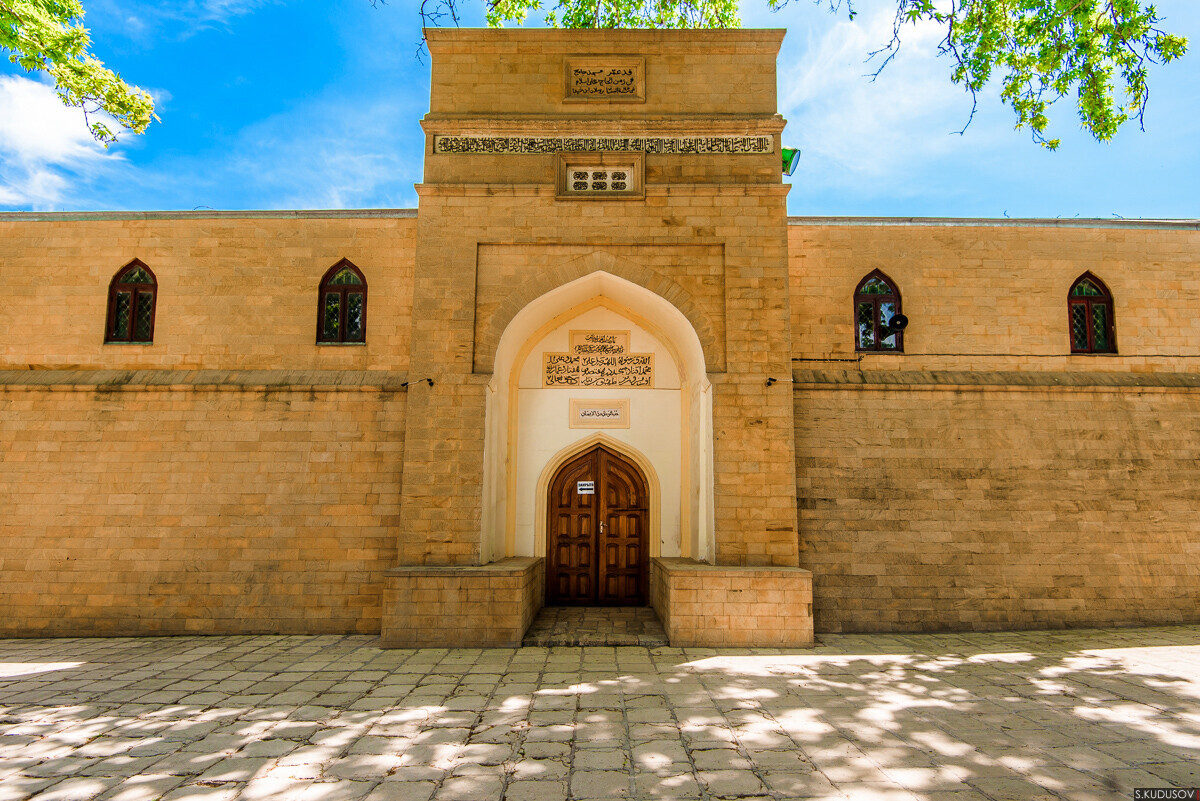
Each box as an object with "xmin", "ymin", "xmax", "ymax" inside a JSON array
[
  {"xmin": 433, "ymin": 136, "xmax": 773, "ymax": 155},
  {"xmin": 569, "ymin": 399, "xmax": 631, "ymax": 429},
  {"xmin": 564, "ymin": 58, "xmax": 645, "ymax": 102},
  {"xmin": 543, "ymin": 330, "xmax": 655, "ymax": 388}
]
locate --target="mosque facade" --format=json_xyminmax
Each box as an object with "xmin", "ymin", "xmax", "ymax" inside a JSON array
[{"xmin": 1, "ymin": 29, "xmax": 1197, "ymax": 646}]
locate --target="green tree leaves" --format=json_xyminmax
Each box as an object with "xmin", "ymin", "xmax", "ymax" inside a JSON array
[
  {"xmin": 0, "ymin": 0, "xmax": 156, "ymax": 145},
  {"xmin": 450, "ymin": 0, "xmax": 1188, "ymax": 148},
  {"xmin": 879, "ymin": 0, "xmax": 1190, "ymax": 149},
  {"xmin": 481, "ymin": 0, "xmax": 739, "ymax": 28}
]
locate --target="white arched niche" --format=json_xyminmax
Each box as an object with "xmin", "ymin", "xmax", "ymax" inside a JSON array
[{"xmin": 481, "ymin": 271, "xmax": 714, "ymax": 565}]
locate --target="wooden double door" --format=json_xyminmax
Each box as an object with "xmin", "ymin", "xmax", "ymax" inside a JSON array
[{"xmin": 547, "ymin": 445, "xmax": 649, "ymax": 605}]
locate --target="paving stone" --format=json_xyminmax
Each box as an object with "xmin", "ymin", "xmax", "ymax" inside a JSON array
[
  {"xmin": 966, "ymin": 777, "xmax": 1060, "ymax": 800},
  {"xmin": 697, "ymin": 769, "xmax": 768, "ymax": 797},
  {"xmin": 632, "ymin": 772, "xmax": 703, "ymax": 798},
  {"xmin": 95, "ymin": 773, "xmax": 186, "ymax": 801},
  {"xmin": 574, "ymin": 748, "xmax": 630, "ymax": 770},
  {"xmin": 146, "ymin": 753, "xmax": 226, "ymax": 776},
  {"xmin": 384, "ymin": 767, "xmax": 445, "ymax": 783},
  {"xmin": 2, "ymin": 629, "xmax": 1200, "ymax": 801},
  {"xmin": 828, "ymin": 782, "xmax": 921, "ymax": 800},
  {"xmin": 691, "ymin": 748, "xmax": 751, "ymax": 770},
  {"xmin": 26, "ymin": 776, "xmax": 120, "ymax": 800},
  {"xmin": 292, "ymin": 781, "xmax": 377, "ymax": 801},
  {"xmin": 510, "ymin": 758, "xmax": 569, "ymax": 780},
  {"xmin": 323, "ymin": 754, "xmax": 405, "ymax": 780},
  {"xmin": 237, "ymin": 739, "xmax": 296, "ymax": 758},
  {"xmin": 502, "ymin": 780, "xmax": 568, "ymax": 801},
  {"xmin": 632, "ymin": 741, "xmax": 689, "ymax": 769},
  {"xmin": 762, "ymin": 769, "xmax": 839, "ymax": 797},
  {"xmin": 431, "ymin": 775, "xmax": 504, "ymax": 801},
  {"xmin": 159, "ymin": 785, "xmax": 240, "ymax": 801},
  {"xmin": 363, "ymin": 782, "xmax": 436, "ymax": 801},
  {"xmin": 521, "ymin": 742, "xmax": 571, "ymax": 760},
  {"xmin": 570, "ymin": 770, "xmax": 632, "ymax": 799}
]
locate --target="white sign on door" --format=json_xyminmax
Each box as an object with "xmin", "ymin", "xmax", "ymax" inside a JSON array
[{"xmin": 576, "ymin": 481, "xmax": 595, "ymax": 495}]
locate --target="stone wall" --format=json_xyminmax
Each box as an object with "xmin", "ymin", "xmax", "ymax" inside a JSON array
[
  {"xmin": 651, "ymin": 558, "xmax": 814, "ymax": 646},
  {"xmin": 0, "ymin": 377, "xmax": 406, "ymax": 636},
  {"xmin": 789, "ymin": 220, "xmax": 1200, "ymax": 371},
  {"xmin": 790, "ymin": 219, "xmax": 1200, "ymax": 633},
  {"xmin": 0, "ymin": 213, "xmax": 416, "ymax": 372},
  {"xmin": 795, "ymin": 376, "xmax": 1200, "ymax": 632},
  {"xmin": 0, "ymin": 213, "xmax": 416, "ymax": 636},
  {"xmin": 381, "ymin": 558, "xmax": 544, "ymax": 647},
  {"xmin": 403, "ymin": 29, "xmax": 799, "ymax": 570}
]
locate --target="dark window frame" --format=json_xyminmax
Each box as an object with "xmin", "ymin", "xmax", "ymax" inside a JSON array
[
  {"xmin": 1068, "ymin": 272, "xmax": 1116, "ymax": 354},
  {"xmin": 105, "ymin": 258, "xmax": 157, "ymax": 344},
  {"xmin": 316, "ymin": 258, "xmax": 368, "ymax": 345},
  {"xmin": 853, "ymin": 269, "xmax": 903, "ymax": 352}
]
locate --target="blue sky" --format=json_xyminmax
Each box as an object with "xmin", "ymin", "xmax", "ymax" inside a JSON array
[{"xmin": 0, "ymin": 0, "xmax": 1197, "ymax": 217}]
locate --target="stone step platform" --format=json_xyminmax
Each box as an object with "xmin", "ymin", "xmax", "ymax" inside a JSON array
[{"xmin": 522, "ymin": 605, "xmax": 669, "ymax": 647}]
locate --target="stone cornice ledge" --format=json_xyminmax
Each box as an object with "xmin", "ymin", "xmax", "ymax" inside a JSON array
[
  {"xmin": 0, "ymin": 369, "xmax": 412, "ymax": 390},
  {"xmin": 424, "ymin": 28, "xmax": 786, "ymax": 55},
  {"xmin": 792, "ymin": 369, "xmax": 1200, "ymax": 390},
  {"xmin": 421, "ymin": 116, "xmax": 786, "ymax": 137},
  {"xmin": 415, "ymin": 183, "xmax": 789, "ymax": 197}
]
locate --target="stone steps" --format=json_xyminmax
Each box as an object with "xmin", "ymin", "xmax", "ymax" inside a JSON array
[{"xmin": 522, "ymin": 606, "xmax": 670, "ymax": 647}]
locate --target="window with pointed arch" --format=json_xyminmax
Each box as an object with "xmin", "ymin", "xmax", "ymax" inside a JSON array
[
  {"xmin": 105, "ymin": 259, "xmax": 157, "ymax": 344},
  {"xmin": 1068, "ymin": 272, "xmax": 1116, "ymax": 354},
  {"xmin": 317, "ymin": 259, "xmax": 368, "ymax": 344},
  {"xmin": 854, "ymin": 269, "xmax": 903, "ymax": 352}
]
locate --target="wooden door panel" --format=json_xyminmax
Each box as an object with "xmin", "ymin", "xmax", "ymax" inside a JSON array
[
  {"xmin": 547, "ymin": 445, "xmax": 649, "ymax": 606},
  {"xmin": 547, "ymin": 450, "xmax": 598, "ymax": 605}
]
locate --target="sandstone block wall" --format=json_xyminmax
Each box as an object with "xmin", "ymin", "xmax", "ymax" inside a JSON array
[
  {"xmin": 0, "ymin": 213, "xmax": 417, "ymax": 636},
  {"xmin": 651, "ymin": 557, "xmax": 814, "ymax": 646},
  {"xmin": 0, "ymin": 379, "xmax": 406, "ymax": 635},
  {"xmin": 403, "ymin": 29, "xmax": 799, "ymax": 570},
  {"xmin": 0, "ymin": 213, "xmax": 416, "ymax": 372},
  {"xmin": 789, "ymin": 220, "xmax": 1200, "ymax": 371},
  {"xmin": 795, "ymin": 378, "xmax": 1200, "ymax": 632},
  {"xmin": 790, "ymin": 221, "xmax": 1200, "ymax": 633},
  {"xmin": 381, "ymin": 558, "xmax": 544, "ymax": 647}
]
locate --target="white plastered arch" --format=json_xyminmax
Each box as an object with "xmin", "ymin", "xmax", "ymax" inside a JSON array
[{"xmin": 481, "ymin": 270, "xmax": 714, "ymax": 565}]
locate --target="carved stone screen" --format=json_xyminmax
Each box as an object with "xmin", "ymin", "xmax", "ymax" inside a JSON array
[{"xmin": 543, "ymin": 330, "xmax": 655, "ymax": 388}]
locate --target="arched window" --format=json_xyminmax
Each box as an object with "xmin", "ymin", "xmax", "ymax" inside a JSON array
[
  {"xmin": 317, "ymin": 259, "xmax": 367, "ymax": 344},
  {"xmin": 1069, "ymin": 273, "xmax": 1115, "ymax": 353},
  {"xmin": 105, "ymin": 259, "xmax": 157, "ymax": 344},
  {"xmin": 854, "ymin": 270, "xmax": 902, "ymax": 352}
]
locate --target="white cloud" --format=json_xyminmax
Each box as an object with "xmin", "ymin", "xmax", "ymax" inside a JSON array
[
  {"xmin": 0, "ymin": 76, "xmax": 122, "ymax": 210},
  {"xmin": 106, "ymin": 0, "xmax": 276, "ymax": 37},
  {"xmin": 223, "ymin": 98, "xmax": 421, "ymax": 209},
  {"xmin": 778, "ymin": 3, "xmax": 991, "ymax": 193}
]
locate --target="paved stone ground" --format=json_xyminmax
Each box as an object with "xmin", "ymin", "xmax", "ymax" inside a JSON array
[
  {"xmin": 522, "ymin": 608, "xmax": 669, "ymax": 647},
  {"xmin": 1, "ymin": 626, "xmax": 1199, "ymax": 801}
]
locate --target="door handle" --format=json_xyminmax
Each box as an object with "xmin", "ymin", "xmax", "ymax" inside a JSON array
[{"xmin": 599, "ymin": 520, "xmax": 605, "ymax": 535}]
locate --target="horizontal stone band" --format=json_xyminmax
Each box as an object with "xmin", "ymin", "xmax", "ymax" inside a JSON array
[{"xmin": 433, "ymin": 135, "xmax": 773, "ymax": 155}]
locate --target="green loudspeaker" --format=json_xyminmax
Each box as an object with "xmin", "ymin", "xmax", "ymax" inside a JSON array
[{"xmin": 781, "ymin": 147, "xmax": 801, "ymax": 176}]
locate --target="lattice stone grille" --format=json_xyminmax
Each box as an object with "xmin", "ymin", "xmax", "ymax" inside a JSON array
[{"xmin": 568, "ymin": 168, "xmax": 631, "ymax": 193}]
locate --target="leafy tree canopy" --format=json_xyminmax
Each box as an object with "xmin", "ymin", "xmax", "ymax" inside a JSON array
[
  {"xmin": 0, "ymin": 0, "xmax": 155, "ymax": 145},
  {"xmin": 420, "ymin": 0, "xmax": 1188, "ymax": 149}
]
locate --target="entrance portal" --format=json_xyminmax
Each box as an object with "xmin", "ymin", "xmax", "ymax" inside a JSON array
[{"xmin": 547, "ymin": 445, "xmax": 649, "ymax": 605}]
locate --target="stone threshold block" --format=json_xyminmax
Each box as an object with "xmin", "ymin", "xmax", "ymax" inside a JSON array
[
  {"xmin": 650, "ymin": 557, "xmax": 814, "ymax": 647},
  {"xmin": 381, "ymin": 557, "xmax": 544, "ymax": 647}
]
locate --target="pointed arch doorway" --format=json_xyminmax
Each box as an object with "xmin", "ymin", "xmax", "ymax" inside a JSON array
[{"xmin": 547, "ymin": 445, "xmax": 649, "ymax": 606}]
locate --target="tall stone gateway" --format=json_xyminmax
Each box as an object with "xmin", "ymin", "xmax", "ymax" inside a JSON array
[{"xmin": 381, "ymin": 29, "xmax": 814, "ymax": 647}]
